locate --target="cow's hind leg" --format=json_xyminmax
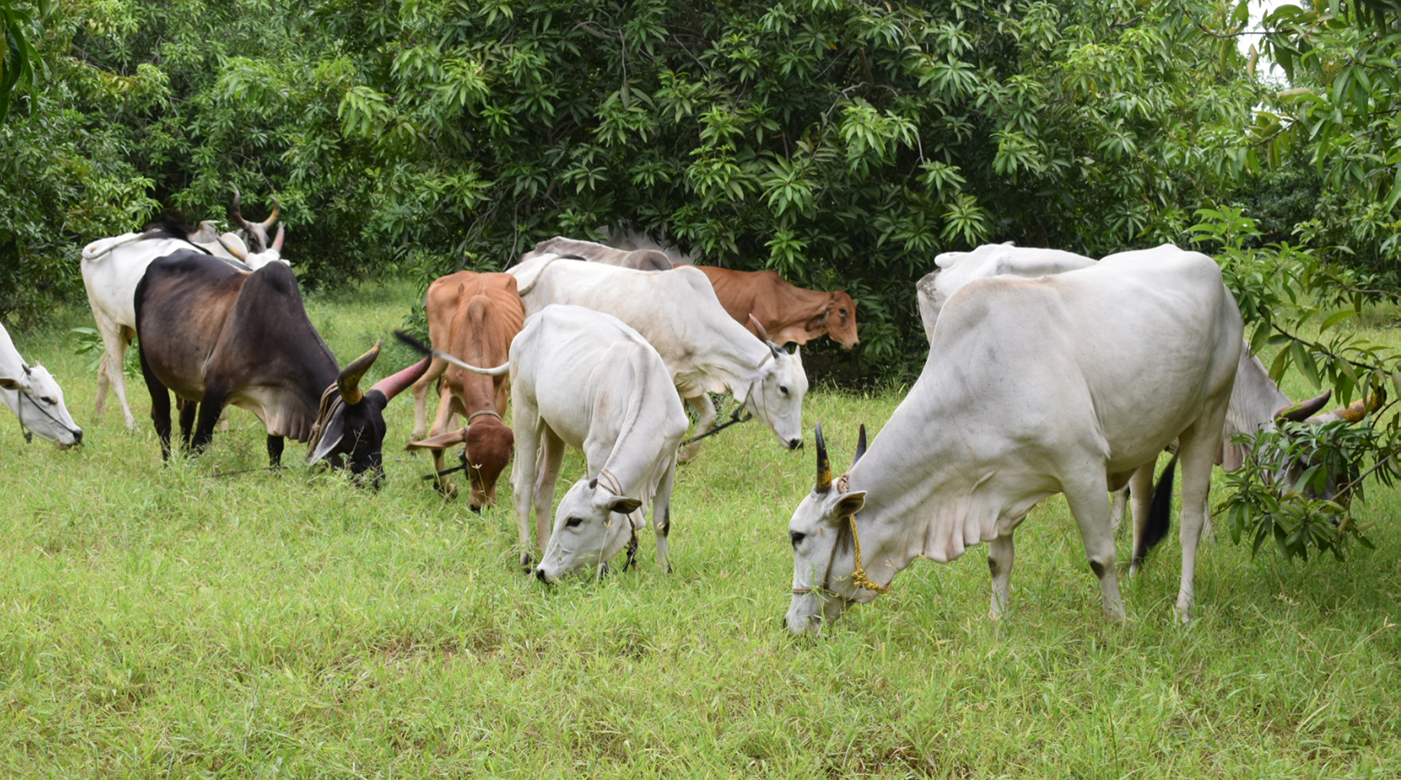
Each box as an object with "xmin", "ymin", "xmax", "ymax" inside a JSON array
[
  {"xmin": 267, "ymin": 435, "xmax": 284, "ymax": 468},
  {"xmin": 101, "ymin": 327, "xmax": 137, "ymax": 430},
  {"xmin": 1171, "ymin": 426, "xmax": 1218, "ymax": 622},
  {"xmin": 532, "ymin": 429, "xmax": 566, "ymax": 556},
  {"xmin": 652, "ymin": 457, "xmax": 679, "ymax": 573},
  {"xmin": 511, "ymin": 403, "xmax": 542, "ymax": 571},
  {"xmin": 1127, "ymin": 463, "xmax": 1157, "ymax": 575},
  {"xmin": 178, "ymin": 398, "xmax": 197, "ymax": 451},
  {"xmin": 1065, "ymin": 474, "xmax": 1124, "ymax": 622},
  {"xmin": 138, "ymin": 345, "xmax": 173, "ymax": 462},
  {"xmin": 190, "ymin": 384, "xmax": 228, "ymax": 453},
  {"xmin": 988, "ymin": 534, "xmax": 1015, "ymax": 619},
  {"xmin": 677, "ymin": 393, "xmax": 717, "ymax": 464}
]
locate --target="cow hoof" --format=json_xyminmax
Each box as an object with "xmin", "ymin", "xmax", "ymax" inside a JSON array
[
  {"xmin": 519, "ymin": 552, "xmax": 534, "ymax": 572},
  {"xmin": 434, "ymin": 481, "xmax": 458, "ymax": 499}
]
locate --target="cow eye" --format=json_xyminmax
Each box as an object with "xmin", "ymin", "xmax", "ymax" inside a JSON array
[
  {"xmin": 40, "ymin": 396, "xmax": 55, "ymax": 405},
  {"xmin": 779, "ymin": 385, "xmax": 789, "ymax": 396},
  {"xmin": 790, "ymin": 530, "xmax": 806, "ymax": 547},
  {"xmin": 566, "ymin": 517, "xmax": 584, "ymax": 528}
]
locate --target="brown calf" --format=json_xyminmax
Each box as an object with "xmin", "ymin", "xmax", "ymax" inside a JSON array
[
  {"xmin": 693, "ymin": 266, "xmax": 859, "ymax": 349},
  {"xmin": 409, "ymin": 271, "xmax": 525, "ymax": 508}
]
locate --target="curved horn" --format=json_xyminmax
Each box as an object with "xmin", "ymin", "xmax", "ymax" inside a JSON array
[
  {"xmin": 815, "ymin": 423, "xmax": 832, "ymax": 494},
  {"xmin": 371, "ymin": 356, "xmax": 431, "ymax": 401},
  {"xmin": 853, "ymin": 424, "xmax": 867, "ymax": 466},
  {"xmin": 1332, "ymin": 394, "xmax": 1381, "ymax": 423},
  {"xmin": 262, "ymin": 196, "xmax": 280, "ymax": 228},
  {"xmin": 271, "ymin": 223, "xmax": 285, "ymax": 253},
  {"xmin": 337, "ymin": 341, "xmax": 382, "ymax": 405},
  {"xmin": 1275, "ymin": 389, "xmax": 1332, "ymax": 424},
  {"xmin": 229, "ymin": 186, "xmax": 251, "ymax": 230},
  {"xmin": 393, "ymin": 330, "xmax": 510, "ymax": 376},
  {"xmin": 748, "ymin": 313, "xmax": 771, "ymax": 343}
]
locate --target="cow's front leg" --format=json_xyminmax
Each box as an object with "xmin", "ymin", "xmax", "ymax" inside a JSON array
[
  {"xmin": 1066, "ymin": 478, "xmax": 1125, "ymax": 622},
  {"xmin": 190, "ymin": 384, "xmax": 228, "ymax": 453},
  {"xmin": 138, "ymin": 346, "xmax": 172, "ymax": 461},
  {"xmin": 511, "ymin": 411, "xmax": 540, "ymax": 571},
  {"xmin": 988, "ymin": 534, "xmax": 1015, "ymax": 619},
  {"xmin": 652, "ymin": 457, "xmax": 678, "ymax": 573},
  {"xmin": 267, "ymin": 435, "xmax": 285, "ymax": 467},
  {"xmin": 678, "ymin": 393, "xmax": 717, "ymax": 464},
  {"xmin": 532, "ymin": 430, "xmax": 566, "ymax": 555}
]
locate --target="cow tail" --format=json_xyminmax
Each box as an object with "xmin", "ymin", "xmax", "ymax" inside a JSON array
[{"xmin": 1135, "ymin": 453, "xmax": 1177, "ymax": 565}]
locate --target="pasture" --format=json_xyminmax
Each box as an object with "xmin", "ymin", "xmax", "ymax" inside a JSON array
[{"xmin": 2, "ymin": 279, "xmax": 1399, "ymax": 778}]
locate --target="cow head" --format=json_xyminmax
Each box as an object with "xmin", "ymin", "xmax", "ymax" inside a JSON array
[
  {"xmin": 406, "ymin": 414, "xmax": 514, "ymax": 510},
  {"xmin": 786, "ymin": 424, "xmax": 876, "ymax": 635},
  {"xmin": 1266, "ymin": 391, "xmax": 1379, "ymax": 502},
  {"xmin": 534, "ymin": 476, "xmax": 644, "ymax": 583},
  {"xmin": 308, "ymin": 341, "xmax": 430, "ymax": 485},
  {"xmin": 816, "ymin": 291, "xmax": 859, "ymax": 349},
  {"xmin": 228, "ymin": 187, "xmax": 280, "ymax": 254},
  {"xmin": 0, "ymin": 363, "xmax": 83, "ymax": 448},
  {"xmin": 738, "ymin": 316, "xmax": 809, "ymax": 451}
]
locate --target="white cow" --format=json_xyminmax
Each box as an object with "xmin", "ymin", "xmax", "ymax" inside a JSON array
[
  {"xmin": 418, "ymin": 305, "xmax": 688, "ymax": 580},
  {"xmin": 507, "ymin": 254, "xmax": 808, "ymax": 462},
  {"xmin": 916, "ymin": 243, "xmax": 1098, "ymax": 341},
  {"xmin": 1, "ymin": 323, "xmax": 83, "ymax": 447},
  {"xmin": 786, "ymin": 247, "xmax": 1243, "ymax": 634},
  {"xmin": 80, "ymin": 223, "xmax": 286, "ymax": 429},
  {"xmin": 519, "ymin": 236, "xmax": 675, "ymax": 271}
]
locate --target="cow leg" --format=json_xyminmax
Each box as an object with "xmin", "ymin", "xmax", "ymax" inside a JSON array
[
  {"xmin": 511, "ymin": 404, "xmax": 542, "ymax": 571},
  {"xmin": 652, "ymin": 457, "xmax": 679, "ymax": 573},
  {"xmin": 1065, "ymin": 477, "xmax": 1125, "ymax": 622},
  {"xmin": 1172, "ymin": 426, "xmax": 1218, "ymax": 622},
  {"xmin": 1127, "ymin": 464, "xmax": 1155, "ymax": 576},
  {"xmin": 427, "ymin": 386, "xmax": 459, "ymax": 497},
  {"xmin": 267, "ymin": 435, "xmax": 284, "ymax": 467},
  {"xmin": 532, "ymin": 429, "xmax": 567, "ymax": 557},
  {"xmin": 988, "ymin": 534, "xmax": 1015, "ymax": 619},
  {"xmin": 101, "ymin": 327, "xmax": 137, "ymax": 430},
  {"xmin": 190, "ymin": 385, "xmax": 227, "ymax": 453},
  {"xmin": 138, "ymin": 346, "xmax": 173, "ymax": 462},
  {"xmin": 677, "ymin": 392, "xmax": 717, "ymax": 464},
  {"xmin": 178, "ymin": 398, "xmax": 198, "ymax": 451},
  {"xmin": 1109, "ymin": 486, "xmax": 1129, "ymax": 533},
  {"xmin": 411, "ymin": 356, "xmax": 446, "ymax": 440}
]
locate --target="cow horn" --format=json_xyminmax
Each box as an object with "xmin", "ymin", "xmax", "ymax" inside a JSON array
[
  {"xmin": 748, "ymin": 313, "xmax": 771, "ymax": 343},
  {"xmin": 271, "ymin": 224, "xmax": 285, "ymax": 253},
  {"xmin": 1274, "ymin": 389, "xmax": 1332, "ymax": 423},
  {"xmin": 262, "ymin": 196, "xmax": 280, "ymax": 228},
  {"xmin": 371, "ymin": 356, "xmax": 431, "ymax": 401},
  {"xmin": 229, "ymin": 186, "xmax": 251, "ymax": 230},
  {"xmin": 1332, "ymin": 394, "xmax": 1380, "ymax": 423},
  {"xmin": 338, "ymin": 341, "xmax": 382, "ymax": 405},
  {"xmin": 853, "ymin": 424, "xmax": 867, "ymax": 465},
  {"xmin": 815, "ymin": 423, "xmax": 832, "ymax": 494}
]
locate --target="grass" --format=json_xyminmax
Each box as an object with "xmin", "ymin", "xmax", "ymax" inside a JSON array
[{"xmin": 2, "ymin": 278, "xmax": 1399, "ymax": 778}]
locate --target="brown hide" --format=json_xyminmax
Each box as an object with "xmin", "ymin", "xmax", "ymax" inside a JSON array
[
  {"xmin": 694, "ymin": 266, "xmax": 860, "ymax": 349},
  {"xmin": 410, "ymin": 271, "xmax": 525, "ymax": 507}
]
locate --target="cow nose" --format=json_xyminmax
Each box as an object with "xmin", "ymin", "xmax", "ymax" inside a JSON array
[
  {"xmin": 534, "ymin": 567, "xmax": 550, "ymax": 584},
  {"xmin": 469, "ymin": 503, "xmax": 482, "ymax": 514},
  {"xmin": 73, "ymin": 429, "xmax": 83, "ymax": 445},
  {"xmin": 788, "ymin": 437, "xmax": 802, "ymax": 450}
]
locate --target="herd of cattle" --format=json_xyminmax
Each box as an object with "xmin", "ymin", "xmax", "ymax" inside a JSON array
[{"xmin": 0, "ymin": 196, "xmax": 1377, "ymax": 635}]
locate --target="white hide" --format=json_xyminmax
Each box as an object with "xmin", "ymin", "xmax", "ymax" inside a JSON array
[
  {"xmin": 79, "ymin": 231, "xmax": 288, "ymax": 428},
  {"xmin": 507, "ymin": 254, "xmax": 808, "ymax": 460},
  {"xmin": 787, "ymin": 246, "xmax": 1243, "ymax": 633},
  {"xmin": 0, "ymin": 323, "xmax": 83, "ymax": 446},
  {"xmin": 915, "ymin": 243, "xmax": 1098, "ymax": 341},
  {"xmin": 504, "ymin": 305, "xmax": 689, "ymax": 581}
]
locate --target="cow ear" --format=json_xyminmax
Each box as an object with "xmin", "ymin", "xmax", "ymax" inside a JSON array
[
  {"xmin": 834, "ymin": 490, "xmax": 866, "ymax": 518},
  {"xmin": 406, "ymin": 428, "xmax": 469, "ymax": 451},
  {"xmin": 609, "ymin": 497, "xmax": 643, "ymax": 514},
  {"xmin": 0, "ymin": 377, "xmax": 22, "ymax": 390},
  {"xmin": 308, "ymin": 407, "xmax": 347, "ymax": 463}
]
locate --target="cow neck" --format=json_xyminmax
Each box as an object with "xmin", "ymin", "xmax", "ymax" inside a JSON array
[
  {"xmin": 686, "ymin": 318, "xmax": 774, "ymax": 399},
  {"xmin": 596, "ymin": 348, "xmax": 672, "ymax": 500},
  {"xmin": 842, "ymin": 378, "xmax": 1054, "ymax": 584}
]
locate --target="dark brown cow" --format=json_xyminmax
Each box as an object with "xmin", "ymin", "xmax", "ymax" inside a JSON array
[
  {"xmin": 408, "ymin": 271, "xmax": 525, "ymax": 508},
  {"xmin": 135, "ymin": 249, "xmax": 427, "ymax": 484},
  {"xmin": 693, "ymin": 266, "xmax": 860, "ymax": 349},
  {"xmin": 518, "ymin": 236, "xmax": 674, "ymax": 272}
]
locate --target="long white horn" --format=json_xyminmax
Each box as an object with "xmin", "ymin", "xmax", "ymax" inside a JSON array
[{"xmin": 394, "ymin": 331, "xmax": 509, "ymax": 376}]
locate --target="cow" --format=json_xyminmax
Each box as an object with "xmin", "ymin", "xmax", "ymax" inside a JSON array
[
  {"xmin": 519, "ymin": 236, "xmax": 674, "ymax": 271},
  {"xmin": 226, "ymin": 187, "xmax": 280, "ymax": 254},
  {"xmin": 918, "ymin": 243, "xmax": 1359, "ymax": 531},
  {"xmin": 405, "ymin": 271, "xmax": 525, "ymax": 507},
  {"xmin": 399, "ymin": 304, "xmax": 688, "ymax": 579},
  {"xmin": 134, "ymin": 249, "xmax": 427, "ymax": 483},
  {"xmin": 81, "ymin": 220, "xmax": 287, "ymax": 430},
  {"xmin": 785, "ymin": 247, "xmax": 1244, "ymax": 635},
  {"xmin": 693, "ymin": 266, "xmax": 859, "ymax": 350},
  {"xmin": 0, "ymin": 323, "xmax": 83, "ymax": 447},
  {"xmin": 507, "ymin": 254, "xmax": 808, "ymax": 463}
]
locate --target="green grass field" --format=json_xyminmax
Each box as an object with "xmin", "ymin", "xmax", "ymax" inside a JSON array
[{"xmin": 2, "ymin": 279, "xmax": 1399, "ymax": 778}]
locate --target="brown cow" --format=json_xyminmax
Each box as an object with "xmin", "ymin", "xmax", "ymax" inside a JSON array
[
  {"xmin": 693, "ymin": 266, "xmax": 860, "ymax": 349},
  {"xmin": 408, "ymin": 271, "xmax": 525, "ymax": 508}
]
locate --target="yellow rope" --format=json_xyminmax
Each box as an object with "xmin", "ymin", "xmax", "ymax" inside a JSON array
[{"xmin": 846, "ymin": 514, "xmax": 889, "ymax": 594}]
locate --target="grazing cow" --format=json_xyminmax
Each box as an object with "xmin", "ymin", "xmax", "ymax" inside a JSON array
[
  {"xmin": 0, "ymin": 323, "xmax": 83, "ymax": 447},
  {"xmin": 519, "ymin": 236, "xmax": 674, "ymax": 271},
  {"xmin": 81, "ymin": 216, "xmax": 286, "ymax": 430},
  {"xmin": 134, "ymin": 249, "xmax": 427, "ymax": 483},
  {"xmin": 406, "ymin": 271, "xmax": 525, "ymax": 507},
  {"xmin": 785, "ymin": 248, "xmax": 1243, "ymax": 634},
  {"xmin": 916, "ymin": 243, "xmax": 1097, "ymax": 341},
  {"xmin": 401, "ymin": 305, "xmax": 688, "ymax": 579},
  {"xmin": 694, "ymin": 266, "xmax": 859, "ymax": 349},
  {"xmin": 507, "ymin": 254, "xmax": 808, "ymax": 462}
]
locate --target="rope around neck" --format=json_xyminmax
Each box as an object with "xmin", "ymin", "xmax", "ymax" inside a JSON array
[{"xmin": 792, "ymin": 490, "xmax": 889, "ymax": 596}]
